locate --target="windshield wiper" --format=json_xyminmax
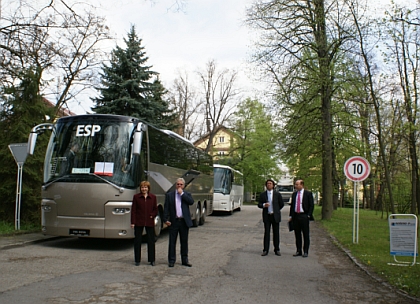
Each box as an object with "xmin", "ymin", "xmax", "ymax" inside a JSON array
[
  {"xmin": 42, "ymin": 176, "xmax": 68, "ymax": 190},
  {"xmin": 88, "ymin": 173, "xmax": 125, "ymax": 192}
]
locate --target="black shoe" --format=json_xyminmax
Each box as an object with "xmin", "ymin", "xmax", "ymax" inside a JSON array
[
  {"xmin": 168, "ymin": 263, "xmax": 174, "ymax": 267},
  {"xmin": 150, "ymin": 262, "xmax": 155, "ymax": 266},
  {"xmin": 261, "ymin": 251, "xmax": 268, "ymax": 256},
  {"xmin": 135, "ymin": 262, "xmax": 140, "ymax": 266},
  {"xmin": 275, "ymin": 251, "xmax": 281, "ymax": 256},
  {"xmin": 293, "ymin": 252, "xmax": 302, "ymax": 257},
  {"xmin": 182, "ymin": 262, "xmax": 192, "ymax": 267},
  {"xmin": 302, "ymin": 253, "xmax": 308, "ymax": 258}
]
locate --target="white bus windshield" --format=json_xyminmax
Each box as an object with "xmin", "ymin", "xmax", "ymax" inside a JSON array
[
  {"xmin": 214, "ymin": 167, "xmax": 232, "ymax": 194},
  {"xmin": 44, "ymin": 117, "xmax": 138, "ymax": 188},
  {"xmin": 276, "ymin": 185, "xmax": 294, "ymax": 192}
]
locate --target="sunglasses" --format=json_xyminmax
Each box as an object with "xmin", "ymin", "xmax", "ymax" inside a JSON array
[{"xmin": 176, "ymin": 183, "xmax": 184, "ymax": 186}]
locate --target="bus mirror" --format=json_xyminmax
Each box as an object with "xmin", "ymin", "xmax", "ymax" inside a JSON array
[
  {"xmin": 133, "ymin": 132, "xmax": 142, "ymax": 155},
  {"xmin": 27, "ymin": 123, "xmax": 53, "ymax": 155},
  {"xmin": 133, "ymin": 123, "xmax": 145, "ymax": 155},
  {"xmin": 27, "ymin": 132, "xmax": 38, "ymax": 155}
]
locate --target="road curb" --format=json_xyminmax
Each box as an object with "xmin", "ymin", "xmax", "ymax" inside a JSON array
[
  {"xmin": 0, "ymin": 235, "xmax": 61, "ymax": 251},
  {"xmin": 328, "ymin": 233, "xmax": 420, "ymax": 303}
]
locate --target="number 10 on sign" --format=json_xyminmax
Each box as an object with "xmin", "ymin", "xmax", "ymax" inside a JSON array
[
  {"xmin": 344, "ymin": 156, "xmax": 371, "ymax": 244},
  {"xmin": 344, "ymin": 156, "xmax": 370, "ymax": 182}
]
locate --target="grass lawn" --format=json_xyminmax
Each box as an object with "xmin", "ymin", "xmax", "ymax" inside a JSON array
[
  {"xmin": 0, "ymin": 221, "xmax": 40, "ymax": 236},
  {"xmin": 313, "ymin": 205, "xmax": 420, "ymax": 298}
]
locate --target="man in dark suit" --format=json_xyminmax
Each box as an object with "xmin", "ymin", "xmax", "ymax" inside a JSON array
[
  {"xmin": 164, "ymin": 177, "xmax": 194, "ymax": 267},
  {"xmin": 258, "ymin": 178, "xmax": 284, "ymax": 256},
  {"xmin": 289, "ymin": 179, "xmax": 314, "ymax": 258},
  {"xmin": 64, "ymin": 143, "xmax": 79, "ymax": 174}
]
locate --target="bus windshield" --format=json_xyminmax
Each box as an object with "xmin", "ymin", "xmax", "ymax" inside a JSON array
[
  {"xmin": 44, "ymin": 117, "xmax": 138, "ymax": 188},
  {"xmin": 214, "ymin": 167, "xmax": 232, "ymax": 194},
  {"xmin": 276, "ymin": 185, "xmax": 294, "ymax": 192}
]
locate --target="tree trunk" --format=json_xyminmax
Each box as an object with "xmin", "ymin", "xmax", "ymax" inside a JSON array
[
  {"xmin": 314, "ymin": 0, "xmax": 334, "ymax": 220},
  {"xmin": 332, "ymin": 140, "xmax": 339, "ymax": 210}
]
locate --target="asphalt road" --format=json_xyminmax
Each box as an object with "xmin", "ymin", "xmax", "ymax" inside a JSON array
[{"xmin": 0, "ymin": 205, "xmax": 418, "ymax": 303}]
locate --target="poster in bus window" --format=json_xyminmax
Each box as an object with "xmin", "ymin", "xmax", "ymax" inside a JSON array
[{"xmin": 94, "ymin": 162, "xmax": 114, "ymax": 176}]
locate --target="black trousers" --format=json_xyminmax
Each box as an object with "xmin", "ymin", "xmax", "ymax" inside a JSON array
[
  {"xmin": 134, "ymin": 226, "xmax": 155, "ymax": 263},
  {"xmin": 168, "ymin": 218, "xmax": 189, "ymax": 264},
  {"xmin": 263, "ymin": 214, "xmax": 280, "ymax": 252},
  {"xmin": 293, "ymin": 214, "xmax": 310, "ymax": 254}
]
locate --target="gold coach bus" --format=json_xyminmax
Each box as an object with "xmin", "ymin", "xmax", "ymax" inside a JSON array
[{"xmin": 28, "ymin": 114, "xmax": 213, "ymax": 239}]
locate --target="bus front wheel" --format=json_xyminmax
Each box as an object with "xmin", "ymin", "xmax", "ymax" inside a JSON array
[
  {"xmin": 154, "ymin": 211, "xmax": 163, "ymax": 240},
  {"xmin": 229, "ymin": 201, "xmax": 234, "ymax": 215}
]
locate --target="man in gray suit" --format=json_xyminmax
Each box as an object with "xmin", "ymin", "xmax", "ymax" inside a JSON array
[{"xmin": 258, "ymin": 178, "xmax": 284, "ymax": 256}]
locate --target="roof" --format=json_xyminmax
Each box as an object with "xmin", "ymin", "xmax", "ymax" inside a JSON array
[
  {"xmin": 42, "ymin": 98, "xmax": 77, "ymax": 117},
  {"xmin": 193, "ymin": 125, "xmax": 237, "ymax": 146},
  {"xmin": 213, "ymin": 164, "xmax": 243, "ymax": 175}
]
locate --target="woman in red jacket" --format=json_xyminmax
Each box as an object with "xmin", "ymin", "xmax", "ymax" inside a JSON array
[{"xmin": 131, "ymin": 181, "xmax": 158, "ymax": 266}]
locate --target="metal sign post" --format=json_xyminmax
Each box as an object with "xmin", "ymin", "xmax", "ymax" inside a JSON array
[
  {"xmin": 8, "ymin": 143, "xmax": 28, "ymax": 230},
  {"xmin": 353, "ymin": 181, "xmax": 359, "ymax": 243},
  {"xmin": 344, "ymin": 156, "xmax": 371, "ymax": 244}
]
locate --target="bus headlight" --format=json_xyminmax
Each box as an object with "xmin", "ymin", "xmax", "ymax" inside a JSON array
[
  {"xmin": 42, "ymin": 205, "xmax": 51, "ymax": 212},
  {"xmin": 113, "ymin": 208, "xmax": 130, "ymax": 214}
]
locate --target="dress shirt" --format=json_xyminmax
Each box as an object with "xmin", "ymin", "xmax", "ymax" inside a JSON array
[{"xmin": 267, "ymin": 191, "xmax": 273, "ymax": 214}]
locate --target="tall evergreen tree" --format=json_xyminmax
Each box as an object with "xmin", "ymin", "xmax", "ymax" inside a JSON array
[
  {"xmin": 0, "ymin": 67, "xmax": 53, "ymax": 224},
  {"xmin": 92, "ymin": 26, "xmax": 176, "ymax": 130},
  {"xmin": 149, "ymin": 78, "xmax": 177, "ymax": 130}
]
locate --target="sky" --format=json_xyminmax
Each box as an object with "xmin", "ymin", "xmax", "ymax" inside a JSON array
[{"xmin": 72, "ymin": 0, "xmax": 262, "ymax": 114}]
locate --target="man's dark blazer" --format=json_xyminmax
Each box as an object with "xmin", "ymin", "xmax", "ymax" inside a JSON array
[
  {"xmin": 65, "ymin": 150, "xmax": 76, "ymax": 174},
  {"xmin": 164, "ymin": 190, "xmax": 194, "ymax": 227},
  {"xmin": 289, "ymin": 190, "xmax": 314, "ymax": 221},
  {"xmin": 258, "ymin": 190, "xmax": 284, "ymax": 223}
]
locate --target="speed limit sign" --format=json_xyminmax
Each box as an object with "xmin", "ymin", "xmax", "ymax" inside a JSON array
[{"xmin": 344, "ymin": 156, "xmax": 371, "ymax": 182}]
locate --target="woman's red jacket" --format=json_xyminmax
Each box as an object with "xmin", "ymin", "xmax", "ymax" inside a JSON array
[{"xmin": 131, "ymin": 192, "xmax": 158, "ymax": 227}]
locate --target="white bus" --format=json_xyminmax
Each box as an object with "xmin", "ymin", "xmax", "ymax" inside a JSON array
[
  {"xmin": 213, "ymin": 164, "xmax": 244, "ymax": 214},
  {"xmin": 275, "ymin": 177, "xmax": 294, "ymax": 204},
  {"xmin": 27, "ymin": 114, "xmax": 213, "ymax": 239}
]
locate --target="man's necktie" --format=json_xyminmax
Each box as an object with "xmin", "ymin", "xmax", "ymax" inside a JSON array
[{"xmin": 296, "ymin": 191, "xmax": 301, "ymax": 213}]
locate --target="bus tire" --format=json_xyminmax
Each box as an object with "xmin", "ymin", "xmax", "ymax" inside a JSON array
[
  {"xmin": 199, "ymin": 203, "xmax": 206, "ymax": 225},
  {"xmin": 229, "ymin": 201, "xmax": 234, "ymax": 215},
  {"xmin": 154, "ymin": 209, "xmax": 163, "ymax": 240},
  {"xmin": 192, "ymin": 204, "xmax": 200, "ymax": 227},
  {"xmin": 237, "ymin": 199, "xmax": 242, "ymax": 211}
]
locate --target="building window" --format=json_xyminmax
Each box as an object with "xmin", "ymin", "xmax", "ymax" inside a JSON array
[
  {"xmin": 218, "ymin": 151, "xmax": 225, "ymax": 156},
  {"xmin": 219, "ymin": 136, "xmax": 225, "ymax": 143}
]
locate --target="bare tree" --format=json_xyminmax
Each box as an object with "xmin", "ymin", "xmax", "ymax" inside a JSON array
[
  {"xmin": 347, "ymin": 0, "xmax": 399, "ymax": 214},
  {"xmin": 383, "ymin": 3, "xmax": 420, "ymax": 214},
  {"xmin": 168, "ymin": 69, "xmax": 203, "ymax": 140},
  {"xmin": 0, "ymin": 0, "xmax": 112, "ymax": 116},
  {"xmin": 197, "ymin": 59, "xmax": 240, "ymax": 153}
]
